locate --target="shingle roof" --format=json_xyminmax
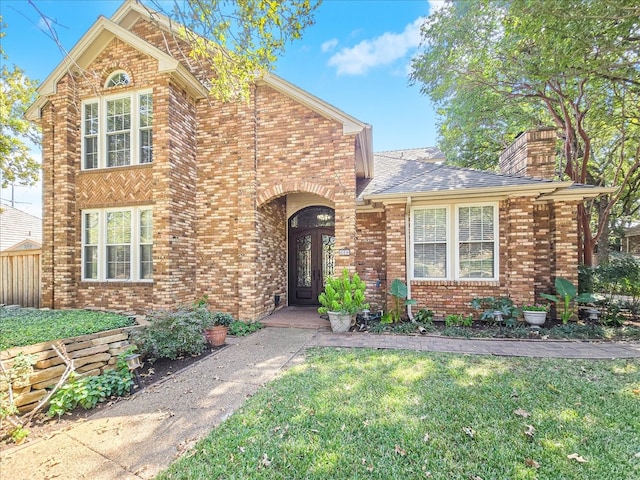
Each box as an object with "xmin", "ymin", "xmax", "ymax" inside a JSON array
[
  {"xmin": 358, "ymin": 151, "xmax": 557, "ymax": 199},
  {"xmin": 0, "ymin": 206, "xmax": 42, "ymax": 251}
]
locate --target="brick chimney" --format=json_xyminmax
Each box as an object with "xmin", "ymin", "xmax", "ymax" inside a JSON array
[{"xmin": 499, "ymin": 128, "xmax": 557, "ymax": 179}]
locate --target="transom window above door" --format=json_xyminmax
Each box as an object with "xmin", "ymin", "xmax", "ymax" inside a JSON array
[
  {"xmin": 82, "ymin": 90, "xmax": 153, "ymax": 169},
  {"xmin": 289, "ymin": 206, "xmax": 335, "ymax": 230}
]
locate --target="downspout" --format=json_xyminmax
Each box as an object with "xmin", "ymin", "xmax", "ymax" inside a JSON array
[{"xmin": 405, "ymin": 196, "xmax": 415, "ymax": 322}]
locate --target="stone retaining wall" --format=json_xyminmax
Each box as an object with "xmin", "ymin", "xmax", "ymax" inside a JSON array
[{"xmin": 1, "ymin": 326, "xmax": 143, "ymax": 413}]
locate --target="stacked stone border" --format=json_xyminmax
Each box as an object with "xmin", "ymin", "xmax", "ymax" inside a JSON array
[{"xmin": 1, "ymin": 324, "xmax": 144, "ymax": 414}]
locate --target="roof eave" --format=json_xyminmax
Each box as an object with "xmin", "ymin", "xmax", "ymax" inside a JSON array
[
  {"xmin": 362, "ymin": 182, "xmax": 571, "ymax": 204},
  {"xmin": 535, "ymin": 185, "xmax": 618, "ymax": 203}
]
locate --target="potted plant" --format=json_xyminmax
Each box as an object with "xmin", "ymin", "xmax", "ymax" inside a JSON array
[
  {"xmin": 204, "ymin": 311, "xmax": 234, "ymax": 347},
  {"xmin": 318, "ymin": 268, "xmax": 369, "ymax": 332},
  {"xmin": 521, "ymin": 304, "xmax": 548, "ymax": 326}
]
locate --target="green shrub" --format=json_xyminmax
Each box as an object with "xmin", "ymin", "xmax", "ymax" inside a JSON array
[
  {"xmin": 211, "ymin": 312, "xmax": 234, "ymax": 327},
  {"xmin": 48, "ymin": 355, "xmax": 133, "ymax": 417},
  {"xmin": 592, "ymin": 254, "xmax": 640, "ymax": 314},
  {"xmin": 470, "ymin": 296, "xmax": 520, "ymax": 323},
  {"xmin": 413, "ymin": 308, "xmax": 434, "ymax": 325},
  {"xmin": 228, "ymin": 320, "xmax": 263, "ymax": 336},
  {"xmin": 318, "ymin": 269, "xmax": 368, "ymax": 315},
  {"xmin": 132, "ymin": 306, "xmax": 210, "ymax": 362},
  {"xmin": 445, "ymin": 314, "xmax": 472, "ymax": 327}
]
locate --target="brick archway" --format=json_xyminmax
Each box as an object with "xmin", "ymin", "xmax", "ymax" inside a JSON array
[{"xmin": 256, "ymin": 181, "xmax": 335, "ymax": 208}]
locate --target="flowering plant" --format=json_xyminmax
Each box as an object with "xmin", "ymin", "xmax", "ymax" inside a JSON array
[{"xmin": 522, "ymin": 304, "xmax": 548, "ymax": 312}]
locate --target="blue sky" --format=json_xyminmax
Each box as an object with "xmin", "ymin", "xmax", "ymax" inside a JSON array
[{"xmin": 1, "ymin": 0, "xmax": 442, "ymax": 216}]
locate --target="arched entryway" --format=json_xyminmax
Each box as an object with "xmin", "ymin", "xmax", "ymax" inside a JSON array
[{"xmin": 288, "ymin": 206, "xmax": 335, "ymax": 305}]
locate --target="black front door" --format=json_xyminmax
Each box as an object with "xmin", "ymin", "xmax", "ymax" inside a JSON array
[{"xmin": 288, "ymin": 207, "xmax": 335, "ymax": 305}]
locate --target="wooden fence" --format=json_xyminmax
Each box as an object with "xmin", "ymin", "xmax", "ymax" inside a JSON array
[{"xmin": 0, "ymin": 249, "xmax": 41, "ymax": 308}]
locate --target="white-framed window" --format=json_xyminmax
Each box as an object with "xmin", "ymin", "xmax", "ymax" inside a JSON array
[
  {"xmin": 105, "ymin": 71, "xmax": 131, "ymax": 88},
  {"xmin": 82, "ymin": 207, "xmax": 153, "ymax": 281},
  {"xmin": 82, "ymin": 90, "xmax": 153, "ymax": 169},
  {"xmin": 411, "ymin": 203, "xmax": 498, "ymax": 281}
]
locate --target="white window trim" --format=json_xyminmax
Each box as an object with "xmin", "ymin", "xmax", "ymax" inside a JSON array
[
  {"xmin": 81, "ymin": 206, "xmax": 153, "ymax": 282},
  {"xmin": 81, "ymin": 89, "xmax": 152, "ymax": 170},
  {"xmin": 410, "ymin": 202, "xmax": 499, "ymax": 281},
  {"xmin": 105, "ymin": 70, "xmax": 131, "ymax": 88},
  {"xmin": 410, "ymin": 204, "xmax": 450, "ymax": 281}
]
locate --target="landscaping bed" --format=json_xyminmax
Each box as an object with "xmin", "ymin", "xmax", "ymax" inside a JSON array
[{"xmin": 1, "ymin": 344, "xmax": 223, "ymax": 451}]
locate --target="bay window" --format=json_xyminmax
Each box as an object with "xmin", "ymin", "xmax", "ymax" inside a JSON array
[
  {"xmin": 411, "ymin": 203, "xmax": 498, "ymax": 281},
  {"xmin": 82, "ymin": 207, "xmax": 153, "ymax": 281}
]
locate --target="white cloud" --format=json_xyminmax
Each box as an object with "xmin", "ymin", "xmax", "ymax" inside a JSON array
[
  {"xmin": 327, "ymin": 17, "xmax": 425, "ymax": 76},
  {"xmin": 427, "ymin": 0, "xmax": 447, "ymax": 17},
  {"xmin": 321, "ymin": 38, "xmax": 339, "ymax": 52}
]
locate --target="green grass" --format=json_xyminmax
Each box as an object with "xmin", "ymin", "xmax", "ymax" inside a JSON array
[
  {"xmin": 0, "ymin": 308, "xmax": 136, "ymax": 350},
  {"xmin": 158, "ymin": 348, "xmax": 640, "ymax": 479}
]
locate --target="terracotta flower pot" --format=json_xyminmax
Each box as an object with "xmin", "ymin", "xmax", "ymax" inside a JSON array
[{"xmin": 205, "ymin": 326, "xmax": 228, "ymax": 346}]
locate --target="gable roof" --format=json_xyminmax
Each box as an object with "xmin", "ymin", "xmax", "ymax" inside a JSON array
[
  {"xmin": 25, "ymin": 14, "xmax": 208, "ymax": 121},
  {"xmin": 0, "ymin": 206, "xmax": 42, "ymax": 251},
  {"xmin": 357, "ymin": 149, "xmax": 616, "ymax": 207},
  {"xmin": 26, "ymin": 0, "xmax": 373, "ymax": 178}
]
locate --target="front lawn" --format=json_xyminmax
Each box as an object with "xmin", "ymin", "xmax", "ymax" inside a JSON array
[
  {"xmin": 158, "ymin": 348, "xmax": 640, "ymax": 479},
  {"xmin": 0, "ymin": 308, "xmax": 136, "ymax": 350}
]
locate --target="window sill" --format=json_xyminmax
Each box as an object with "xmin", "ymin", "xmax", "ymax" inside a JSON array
[
  {"xmin": 79, "ymin": 163, "xmax": 153, "ymax": 174},
  {"xmin": 80, "ymin": 280, "xmax": 154, "ymax": 286},
  {"xmin": 411, "ymin": 279, "xmax": 500, "ymax": 287}
]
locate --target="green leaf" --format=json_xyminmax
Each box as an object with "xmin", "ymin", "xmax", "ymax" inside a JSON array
[{"xmin": 390, "ymin": 279, "xmax": 408, "ymax": 299}]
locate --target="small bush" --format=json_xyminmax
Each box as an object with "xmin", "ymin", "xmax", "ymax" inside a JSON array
[
  {"xmin": 132, "ymin": 306, "xmax": 210, "ymax": 362},
  {"xmin": 211, "ymin": 312, "xmax": 234, "ymax": 327},
  {"xmin": 228, "ymin": 320, "xmax": 263, "ymax": 336},
  {"xmin": 445, "ymin": 314, "xmax": 472, "ymax": 327},
  {"xmin": 48, "ymin": 355, "xmax": 133, "ymax": 417},
  {"xmin": 414, "ymin": 309, "xmax": 434, "ymax": 325}
]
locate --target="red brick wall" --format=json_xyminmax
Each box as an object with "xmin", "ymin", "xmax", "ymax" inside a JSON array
[
  {"xmin": 355, "ymin": 211, "xmax": 386, "ymax": 309},
  {"xmin": 368, "ymin": 198, "xmax": 581, "ymax": 320},
  {"xmin": 499, "ymin": 128, "xmax": 557, "ymax": 179},
  {"xmin": 384, "ymin": 204, "xmax": 407, "ymax": 312}
]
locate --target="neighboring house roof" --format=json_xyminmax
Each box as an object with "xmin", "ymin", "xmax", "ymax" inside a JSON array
[
  {"xmin": 0, "ymin": 206, "xmax": 42, "ymax": 251},
  {"xmin": 357, "ymin": 150, "xmax": 616, "ymax": 207},
  {"xmin": 26, "ymin": 0, "xmax": 373, "ymax": 179},
  {"xmin": 625, "ymin": 224, "xmax": 640, "ymax": 237}
]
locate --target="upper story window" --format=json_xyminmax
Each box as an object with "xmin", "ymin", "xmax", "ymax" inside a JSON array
[
  {"xmin": 411, "ymin": 203, "xmax": 499, "ymax": 281},
  {"xmin": 105, "ymin": 71, "xmax": 131, "ymax": 88},
  {"xmin": 82, "ymin": 91, "xmax": 153, "ymax": 170}
]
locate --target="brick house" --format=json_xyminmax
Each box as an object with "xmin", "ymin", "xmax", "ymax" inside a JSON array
[{"xmin": 26, "ymin": 1, "xmax": 611, "ymax": 320}]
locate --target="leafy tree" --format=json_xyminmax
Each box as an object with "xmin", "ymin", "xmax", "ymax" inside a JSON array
[
  {"xmin": 411, "ymin": 0, "xmax": 640, "ymax": 265},
  {"xmin": 0, "ymin": 19, "xmax": 40, "ymax": 190},
  {"xmin": 145, "ymin": 0, "xmax": 321, "ymax": 102}
]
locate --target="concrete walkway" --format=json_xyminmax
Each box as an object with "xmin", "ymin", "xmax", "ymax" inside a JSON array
[{"xmin": 2, "ymin": 328, "xmax": 639, "ymax": 479}]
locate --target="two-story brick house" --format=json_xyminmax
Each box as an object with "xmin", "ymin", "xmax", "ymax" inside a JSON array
[{"xmin": 27, "ymin": 0, "xmax": 612, "ymax": 321}]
